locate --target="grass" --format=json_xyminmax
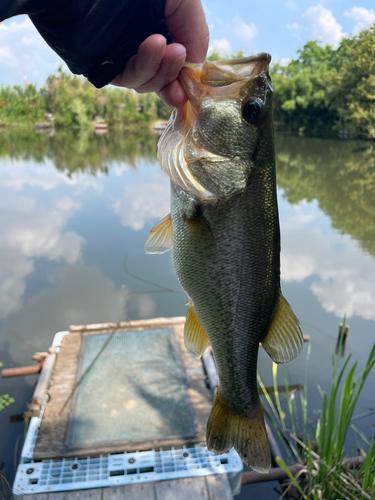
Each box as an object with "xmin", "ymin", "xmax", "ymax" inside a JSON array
[{"xmin": 258, "ymin": 330, "xmax": 375, "ymax": 500}]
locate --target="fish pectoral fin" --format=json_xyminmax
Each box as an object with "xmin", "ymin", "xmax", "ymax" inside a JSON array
[
  {"xmin": 207, "ymin": 390, "xmax": 271, "ymax": 473},
  {"xmin": 261, "ymin": 292, "xmax": 303, "ymax": 364},
  {"xmin": 184, "ymin": 301, "xmax": 209, "ymax": 359},
  {"xmin": 144, "ymin": 214, "xmax": 173, "ymax": 254}
]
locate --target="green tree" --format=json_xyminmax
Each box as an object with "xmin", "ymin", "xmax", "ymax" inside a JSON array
[
  {"xmin": 271, "ymin": 24, "xmax": 375, "ymax": 139},
  {"xmin": 45, "ymin": 69, "xmax": 96, "ymax": 128},
  {"xmin": 333, "ymin": 25, "xmax": 375, "ymax": 139},
  {"xmin": 0, "ymin": 83, "xmax": 46, "ymax": 128}
]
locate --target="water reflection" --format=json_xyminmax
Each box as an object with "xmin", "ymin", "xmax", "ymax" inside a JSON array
[
  {"xmin": 0, "ymin": 130, "xmax": 374, "ymax": 494},
  {"xmin": 275, "ymin": 136, "xmax": 375, "ymax": 257},
  {"xmin": 280, "ymin": 201, "xmax": 375, "ymax": 321},
  {"xmin": 275, "ymin": 135, "xmax": 375, "ymax": 322},
  {"xmin": 0, "ymin": 129, "xmax": 158, "ymax": 173},
  {"xmin": 0, "ymin": 192, "xmax": 83, "ymax": 319},
  {"xmin": 113, "ymin": 174, "xmax": 170, "ymax": 230}
]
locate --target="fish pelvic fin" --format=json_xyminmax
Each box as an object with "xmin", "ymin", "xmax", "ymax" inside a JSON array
[
  {"xmin": 206, "ymin": 390, "xmax": 271, "ymax": 473},
  {"xmin": 261, "ymin": 292, "xmax": 303, "ymax": 364},
  {"xmin": 184, "ymin": 300, "xmax": 209, "ymax": 359},
  {"xmin": 144, "ymin": 214, "xmax": 173, "ymax": 254}
]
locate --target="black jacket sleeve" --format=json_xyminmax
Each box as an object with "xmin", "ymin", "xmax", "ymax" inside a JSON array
[{"xmin": 0, "ymin": 0, "xmax": 172, "ymax": 88}]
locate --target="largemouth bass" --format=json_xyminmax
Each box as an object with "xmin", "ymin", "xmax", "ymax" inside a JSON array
[{"xmin": 145, "ymin": 54, "xmax": 303, "ymax": 472}]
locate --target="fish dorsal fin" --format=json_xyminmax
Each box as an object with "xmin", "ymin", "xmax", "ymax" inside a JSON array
[
  {"xmin": 144, "ymin": 214, "xmax": 173, "ymax": 254},
  {"xmin": 184, "ymin": 300, "xmax": 209, "ymax": 359},
  {"xmin": 261, "ymin": 293, "xmax": 303, "ymax": 364}
]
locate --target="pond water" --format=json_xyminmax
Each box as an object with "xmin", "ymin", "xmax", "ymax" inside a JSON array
[{"xmin": 0, "ymin": 130, "xmax": 374, "ymax": 499}]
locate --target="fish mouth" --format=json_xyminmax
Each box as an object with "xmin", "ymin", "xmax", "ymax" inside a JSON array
[
  {"xmin": 179, "ymin": 53, "xmax": 271, "ymax": 111},
  {"xmin": 157, "ymin": 54, "xmax": 273, "ymax": 201}
]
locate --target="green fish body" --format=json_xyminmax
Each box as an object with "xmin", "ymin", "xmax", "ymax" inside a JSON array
[{"xmin": 145, "ymin": 54, "xmax": 303, "ymax": 472}]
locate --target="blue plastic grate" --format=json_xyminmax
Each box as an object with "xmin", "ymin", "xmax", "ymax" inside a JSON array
[{"xmin": 13, "ymin": 445, "xmax": 243, "ymax": 496}]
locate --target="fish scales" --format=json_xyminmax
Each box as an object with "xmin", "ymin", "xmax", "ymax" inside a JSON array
[{"xmin": 145, "ymin": 54, "xmax": 303, "ymax": 472}]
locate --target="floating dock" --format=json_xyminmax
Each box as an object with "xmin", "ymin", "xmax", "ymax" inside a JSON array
[{"xmin": 13, "ymin": 317, "xmax": 243, "ymax": 499}]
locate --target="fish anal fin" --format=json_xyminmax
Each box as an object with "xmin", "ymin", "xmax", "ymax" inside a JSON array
[
  {"xmin": 207, "ymin": 390, "xmax": 271, "ymax": 473},
  {"xmin": 184, "ymin": 302, "xmax": 209, "ymax": 359},
  {"xmin": 144, "ymin": 214, "xmax": 173, "ymax": 254},
  {"xmin": 261, "ymin": 293, "xmax": 303, "ymax": 364}
]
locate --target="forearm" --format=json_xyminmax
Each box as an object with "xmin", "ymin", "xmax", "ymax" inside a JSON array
[{"xmin": 0, "ymin": 0, "xmax": 172, "ymax": 88}]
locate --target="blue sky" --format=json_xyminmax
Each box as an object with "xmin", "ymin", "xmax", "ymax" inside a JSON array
[{"xmin": 0, "ymin": 1, "xmax": 375, "ymax": 86}]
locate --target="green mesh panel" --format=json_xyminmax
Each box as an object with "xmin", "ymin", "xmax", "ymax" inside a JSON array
[{"xmin": 67, "ymin": 329, "xmax": 195, "ymax": 447}]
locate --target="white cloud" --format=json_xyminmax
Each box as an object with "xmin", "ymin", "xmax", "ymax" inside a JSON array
[
  {"xmin": 0, "ymin": 188, "xmax": 84, "ymax": 319},
  {"xmin": 113, "ymin": 175, "xmax": 170, "ymax": 231},
  {"xmin": 21, "ymin": 35, "xmax": 44, "ymax": 47},
  {"xmin": 303, "ymin": 5, "xmax": 346, "ymax": 48},
  {"xmin": 208, "ymin": 38, "xmax": 232, "ymax": 56},
  {"xmin": 282, "ymin": 254, "xmax": 315, "ymax": 283},
  {"xmin": 232, "ymin": 16, "xmax": 259, "ymax": 42},
  {"xmin": 2, "ymin": 158, "xmax": 103, "ymax": 192},
  {"xmin": 130, "ymin": 294, "xmax": 156, "ymax": 319},
  {"xmin": 202, "ymin": 3, "xmax": 212, "ymax": 17},
  {"xmin": 276, "ymin": 57, "xmax": 292, "ymax": 66},
  {"xmin": 284, "ymin": 0, "xmax": 297, "ymax": 10},
  {"xmin": 286, "ymin": 22, "xmax": 300, "ymax": 31},
  {"xmin": 0, "ymin": 15, "xmax": 65, "ymax": 86},
  {"xmin": 280, "ymin": 202, "xmax": 375, "ymax": 321},
  {"xmin": 0, "ymin": 47, "xmax": 18, "ymax": 68},
  {"xmin": 6, "ymin": 267, "xmax": 127, "ymax": 355},
  {"xmin": 0, "ymin": 17, "xmax": 33, "ymax": 38},
  {"xmin": 344, "ymin": 7, "xmax": 375, "ymax": 33}
]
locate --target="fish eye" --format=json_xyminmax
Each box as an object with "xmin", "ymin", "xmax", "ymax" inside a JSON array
[{"xmin": 242, "ymin": 98, "xmax": 263, "ymax": 122}]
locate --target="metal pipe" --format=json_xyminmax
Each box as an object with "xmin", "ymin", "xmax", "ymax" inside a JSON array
[
  {"xmin": 1, "ymin": 363, "xmax": 42, "ymax": 378},
  {"xmin": 241, "ymin": 464, "xmax": 303, "ymax": 485},
  {"xmin": 265, "ymin": 421, "xmax": 285, "ymax": 463},
  {"xmin": 241, "ymin": 456, "xmax": 365, "ymax": 485}
]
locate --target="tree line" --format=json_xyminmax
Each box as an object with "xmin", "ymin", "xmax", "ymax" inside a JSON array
[
  {"xmin": 272, "ymin": 23, "xmax": 375, "ymax": 140},
  {"xmin": 0, "ymin": 23, "xmax": 374, "ymax": 138},
  {"xmin": 0, "ymin": 70, "xmax": 171, "ymax": 131}
]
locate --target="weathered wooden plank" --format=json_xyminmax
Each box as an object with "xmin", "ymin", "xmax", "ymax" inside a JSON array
[
  {"xmin": 24, "ymin": 490, "xmax": 103, "ymax": 500},
  {"xmin": 31, "ymin": 348, "xmax": 56, "ymax": 414},
  {"xmin": 102, "ymin": 483, "xmax": 155, "ymax": 500},
  {"xmin": 34, "ymin": 332, "xmax": 82, "ymax": 459},
  {"xmin": 48, "ymin": 489, "xmax": 102, "ymax": 500},
  {"xmin": 155, "ymin": 477, "xmax": 209, "ymax": 500},
  {"xmin": 205, "ymin": 474, "xmax": 233, "ymax": 500},
  {"xmin": 70, "ymin": 317, "xmax": 185, "ymax": 333},
  {"xmin": 23, "ymin": 494, "xmax": 50, "ymax": 500}
]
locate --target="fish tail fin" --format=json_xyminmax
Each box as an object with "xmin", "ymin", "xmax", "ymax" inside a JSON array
[{"xmin": 206, "ymin": 389, "xmax": 271, "ymax": 473}]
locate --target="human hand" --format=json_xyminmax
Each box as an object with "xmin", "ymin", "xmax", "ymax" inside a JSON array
[{"xmin": 110, "ymin": 0, "xmax": 209, "ymax": 107}]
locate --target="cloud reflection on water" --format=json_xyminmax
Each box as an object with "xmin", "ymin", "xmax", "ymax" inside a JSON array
[
  {"xmin": 112, "ymin": 173, "xmax": 170, "ymax": 230},
  {"xmin": 281, "ymin": 200, "xmax": 375, "ymax": 321},
  {"xmin": 1, "ymin": 133, "xmax": 375, "ymax": 328},
  {"xmin": 0, "ymin": 184, "xmax": 84, "ymax": 319}
]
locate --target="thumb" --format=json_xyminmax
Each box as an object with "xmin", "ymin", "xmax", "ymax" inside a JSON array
[{"xmin": 165, "ymin": 0, "xmax": 209, "ymax": 63}]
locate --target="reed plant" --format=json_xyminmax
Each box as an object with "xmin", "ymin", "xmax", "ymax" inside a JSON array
[{"xmin": 258, "ymin": 332, "xmax": 375, "ymax": 499}]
